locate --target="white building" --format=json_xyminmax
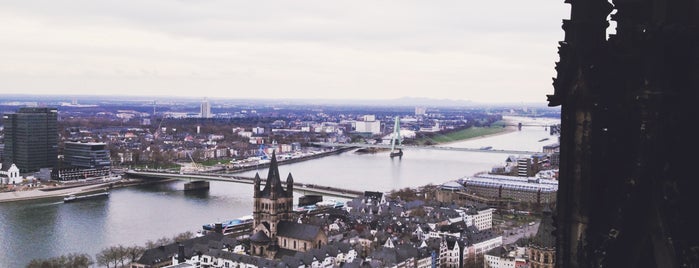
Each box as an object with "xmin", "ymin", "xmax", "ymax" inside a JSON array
[
  {"xmin": 484, "ymin": 246, "xmax": 528, "ymax": 268},
  {"xmin": 470, "ymin": 208, "xmax": 495, "ymax": 231},
  {"xmin": 354, "ymin": 115, "xmax": 382, "ymax": 135},
  {"xmin": 0, "ymin": 163, "xmax": 22, "ymax": 184},
  {"xmin": 252, "ymin": 127, "xmax": 265, "ymax": 135},
  {"xmin": 200, "ymin": 98, "xmax": 212, "ymax": 118},
  {"xmin": 439, "ymin": 239, "xmax": 462, "ymax": 268},
  {"xmin": 469, "ymin": 235, "xmax": 503, "ymax": 256}
]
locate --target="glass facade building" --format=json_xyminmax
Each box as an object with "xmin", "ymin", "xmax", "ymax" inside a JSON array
[
  {"xmin": 2, "ymin": 107, "xmax": 58, "ymax": 173},
  {"xmin": 63, "ymin": 141, "xmax": 111, "ymax": 169}
]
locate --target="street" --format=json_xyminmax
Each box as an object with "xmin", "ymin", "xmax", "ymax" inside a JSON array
[{"xmin": 502, "ymin": 221, "xmax": 540, "ymax": 245}]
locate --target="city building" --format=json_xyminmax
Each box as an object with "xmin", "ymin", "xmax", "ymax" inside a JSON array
[
  {"xmin": 52, "ymin": 141, "xmax": 111, "ymax": 181},
  {"xmin": 200, "ymin": 98, "xmax": 212, "ymax": 118},
  {"xmin": 484, "ymin": 245, "xmax": 528, "ymax": 268},
  {"xmin": 63, "ymin": 142, "xmax": 111, "ymax": 169},
  {"xmin": 133, "ymin": 232, "xmax": 240, "ymax": 268},
  {"xmin": 467, "ymin": 207, "xmax": 495, "ymax": 231},
  {"xmin": 2, "ymin": 107, "xmax": 58, "ymax": 173},
  {"xmin": 353, "ymin": 115, "xmax": 381, "ymax": 135},
  {"xmin": 0, "ymin": 163, "xmax": 21, "ymax": 184},
  {"xmin": 463, "ymin": 173, "xmax": 558, "ymax": 204},
  {"xmin": 250, "ymin": 151, "xmax": 327, "ymax": 259},
  {"xmin": 252, "ymin": 126, "xmax": 265, "ymax": 135},
  {"xmin": 516, "ymin": 154, "xmax": 545, "ymax": 177}
]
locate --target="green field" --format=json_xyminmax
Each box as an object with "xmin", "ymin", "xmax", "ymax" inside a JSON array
[{"xmin": 414, "ymin": 120, "xmax": 509, "ymax": 145}]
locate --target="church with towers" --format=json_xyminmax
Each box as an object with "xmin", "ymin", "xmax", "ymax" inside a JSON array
[{"xmin": 249, "ymin": 151, "xmax": 328, "ymax": 259}]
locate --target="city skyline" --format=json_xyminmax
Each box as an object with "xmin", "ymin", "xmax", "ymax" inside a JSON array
[{"xmin": 0, "ymin": 1, "xmax": 570, "ymax": 103}]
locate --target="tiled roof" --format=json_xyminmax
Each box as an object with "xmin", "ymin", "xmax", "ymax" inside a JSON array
[
  {"xmin": 278, "ymin": 221, "xmax": 323, "ymax": 241},
  {"xmin": 250, "ymin": 230, "xmax": 272, "ymax": 243}
]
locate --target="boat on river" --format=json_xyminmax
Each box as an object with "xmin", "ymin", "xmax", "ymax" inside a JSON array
[
  {"xmin": 202, "ymin": 215, "xmax": 254, "ymax": 231},
  {"xmin": 316, "ymin": 199, "xmax": 345, "ymax": 209},
  {"xmin": 63, "ymin": 191, "xmax": 110, "ymax": 203}
]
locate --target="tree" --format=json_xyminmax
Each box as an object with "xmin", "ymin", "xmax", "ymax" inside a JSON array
[
  {"xmin": 96, "ymin": 245, "xmax": 128, "ymax": 268},
  {"xmin": 173, "ymin": 231, "xmax": 194, "ymax": 243},
  {"xmin": 125, "ymin": 245, "xmax": 146, "ymax": 264},
  {"xmin": 27, "ymin": 253, "xmax": 94, "ymax": 268},
  {"xmin": 410, "ymin": 206, "xmax": 427, "ymax": 217},
  {"xmin": 145, "ymin": 236, "xmax": 173, "ymax": 249}
]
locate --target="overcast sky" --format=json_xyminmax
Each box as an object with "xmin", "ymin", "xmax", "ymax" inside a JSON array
[{"xmin": 0, "ymin": 1, "xmax": 569, "ymax": 103}]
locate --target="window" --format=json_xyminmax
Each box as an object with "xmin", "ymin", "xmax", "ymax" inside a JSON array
[{"xmin": 294, "ymin": 240, "xmax": 297, "ymax": 249}]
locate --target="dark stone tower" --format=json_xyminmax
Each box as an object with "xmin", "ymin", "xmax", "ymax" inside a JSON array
[
  {"xmin": 529, "ymin": 208, "xmax": 556, "ymax": 268},
  {"xmin": 549, "ymin": 0, "xmax": 699, "ymax": 266},
  {"xmin": 251, "ymin": 151, "xmax": 294, "ymax": 259}
]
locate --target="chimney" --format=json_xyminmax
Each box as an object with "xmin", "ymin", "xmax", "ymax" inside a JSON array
[
  {"xmin": 177, "ymin": 243, "xmax": 186, "ymax": 263},
  {"xmin": 214, "ymin": 222, "xmax": 223, "ymax": 234}
]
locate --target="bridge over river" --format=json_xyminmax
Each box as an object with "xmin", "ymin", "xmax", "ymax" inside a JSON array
[
  {"xmin": 125, "ymin": 170, "xmax": 363, "ymax": 199},
  {"xmin": 311, "ymin": 142, "xmax": 540, "ymax": 155}
]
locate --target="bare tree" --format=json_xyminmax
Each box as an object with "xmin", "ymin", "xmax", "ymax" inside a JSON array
[
  {"xmin": 145, "ymin": 236, "xmax": 173, "ymax": 249},
  {"xmin": 173, "ymin": 231, "xmax": 194, "ymax": 243},
  {"xmin": 97, "ymin": 245, "xmax": 128, "ymax": 268},
  {"xmin": 125, "ymin": 245, "xmax": 146, "ymax": 264},
  {"xmin": 27, "ymin": 253, "xmax": 93, "ymax": 268}
]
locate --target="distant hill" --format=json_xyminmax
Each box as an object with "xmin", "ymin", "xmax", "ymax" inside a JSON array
[{"xmin": 0, "ymin": 94, "xmax": 553, "ymax": 109}]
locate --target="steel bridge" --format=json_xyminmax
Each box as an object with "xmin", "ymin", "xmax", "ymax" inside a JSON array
[{"xmin": 125, "ymin": 170, "xmax": 363, "ymax": 199}]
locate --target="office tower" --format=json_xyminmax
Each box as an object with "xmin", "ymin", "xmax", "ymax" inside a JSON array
[
  {"xmin": 2, "ymin": 107, "xmax": 58, "ymax": 173},
  {"xmin": 52, "ymin": 141, "xmax": 111, "ymax": 181},
  {"xmin": 63, "ymin": 141, "xmax": 111, "ymax": 169},
  {"xmin": 200, "ymin": 98, "xmax": 211, "ymax": 118}
]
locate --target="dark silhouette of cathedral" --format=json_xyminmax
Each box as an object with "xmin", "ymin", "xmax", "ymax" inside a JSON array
[
  {"xmin": 249, "ymin": 151, "xmax": 327, "ymax": 259},
  {"xmin": 548, "ymin": 0, "xmax": 699, "ymax": 267}
]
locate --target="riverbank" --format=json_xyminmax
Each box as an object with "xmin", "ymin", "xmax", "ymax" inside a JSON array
[
  {"xmin": 413, "ymin": 120, "xmax": 517, "ymax": 146},
  {"xmin": 440, "ymin": 125, "xmax": 518, "ymax": 145},
  {"xmin": 223, "ymin": 147, "xmax": 356, "ymax": 174},
  {"xmin": 0, "ymin": 178, "xmax": 171, "ymax": 203}
]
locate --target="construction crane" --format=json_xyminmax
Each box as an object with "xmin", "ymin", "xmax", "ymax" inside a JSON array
[
  {"xmin": 180, "ymin": 151, "xmax": 204, "ymax": 174},
  {"xmin": 154, "ymin": 116, "xmax": 165, "ymax": 141}
]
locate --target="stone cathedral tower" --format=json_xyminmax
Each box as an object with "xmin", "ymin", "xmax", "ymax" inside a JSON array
[{"xmin": 250, "ymin": 151, "xmax": 294, "ymax": 258}]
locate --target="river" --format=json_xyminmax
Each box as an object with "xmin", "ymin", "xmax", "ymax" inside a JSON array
[{"xmin": 0, "ymin": 116, "xmax": 558, "ymax": 267}]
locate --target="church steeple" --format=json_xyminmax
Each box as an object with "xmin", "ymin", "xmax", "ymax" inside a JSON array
[
  {"xmin": 251, "ymin": 149, "xmax": 296, "ymax": 258},
  {"xmin": 260, "ymin": 150, "xmax": 286, "ymax": 199},
  {"xmin": 286, "ymin": 173, "xmax": 294, "ymax": 197},
  {"xmin": 253, "ymin": 172, "xmax": 261, "ymax": 198}
]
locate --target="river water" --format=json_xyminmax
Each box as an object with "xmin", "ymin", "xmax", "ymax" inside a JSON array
[{"xmin": 0, "ymin": 116, "xmax": 558, "ymax": 267}]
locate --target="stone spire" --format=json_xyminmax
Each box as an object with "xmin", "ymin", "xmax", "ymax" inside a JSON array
[
  {"xmin": 260, "ymin": 151, "xmax": 286, "ymax": 199},
  {"xmin": 253, "ymin": 172, "xmax": 261, "ymax": 198},
  {"xmin": 286, "ymin": 173, "xmax": 294, "ymax": 197},
  {"xmin": 532, "ymin": 207, "xmax": 556, "ymax": 249}
]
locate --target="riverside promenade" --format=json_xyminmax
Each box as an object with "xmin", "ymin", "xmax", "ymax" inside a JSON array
[
  {"xmin": 0, "ymin": 183, "xmax": 111, "ymax": 203},
  {"xmin": 0, "ymin": 177, "xmax": 153, "ymax": 203}
]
